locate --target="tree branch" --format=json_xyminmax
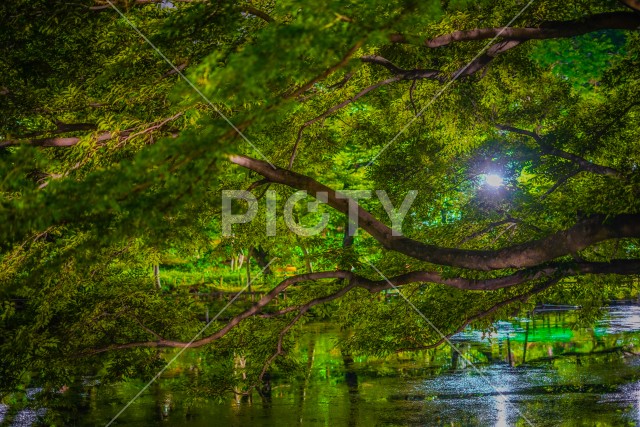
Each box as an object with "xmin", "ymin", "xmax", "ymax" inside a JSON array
[
  {"xmin": 130, "ymin": 314, "xmax": 165, "ymax": 340},
  {"xmin": 423, "ymin": 12, "xmax": 640, "ymax": 47},
  {"xmin": 231, "ymin": 154, "xmax": 640, "ymax": 271},
  {"xmin": 258, "ymin": 311, "xmax": 305, "ymax": 381},
  {"xmin": 395, "ymin": 277, "xmax": 559, "ymax": 352},
  {"xmin": 360, "ymin": 55, "xmax": 443, "ymax": 80},
  {"xmin": 288, "ymin": 59, "xmax": 443, "ymax": 168},
  {"xmin": 18, "ymin": 122, "xmax": 97, "ymax": 139},
  {"xmin": 243, "ymin": 6, "xmax": 274, "ymax": 23},
  {"xmin": 496, "ymin": 124, "xmax": 623, "ymax": 178},
  {"xmin": 288, "ymin": 9, "xmax": 640, "ymax": 169},
  {"xmin": 288, "ymin": 75, "xmax": 402, "ymax": 168},
  {"xmin": 88, "ymin": 271, "xmax": 351, "ymax": 353},
  {"xmin": 294, "ymin": 41, "xmax": 519, "ymax": 168},
  {"xmin": 0, "ymin": 131, "xmax": 120, "ymax": 148},
  {"xmin": 87, "ymin": 259, "xmax": 640, "ymax": 353},
  {"xmin": 540, "ymin": 170, "xmax": 580, "ymax": 200},
  {"xmin": 1, "ymin": 113, "xmax": 183, "ymax": 149},
  {"xmin": 383, "ymin": 12, "xmax": 640, "ymax": 96}
]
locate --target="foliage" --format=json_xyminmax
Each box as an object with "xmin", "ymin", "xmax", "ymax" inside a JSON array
[{"xmin": 1, "ymin": 0, "xmax": 639, "ymax": 408}]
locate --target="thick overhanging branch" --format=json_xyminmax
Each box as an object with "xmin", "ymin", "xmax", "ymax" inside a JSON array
[
  {"xmin": 231, "ymin": 154, "xmax": 640, "ymax": 270},
  {"xmin": 384, "ymin": 11, "xmax": 640, "ymax": 93},
  {"xmin": 421, "ymin": 12, "xmax": 640, "ymax": 47},
  {"xmin": 88, "ymin": 259, "xmax": 640, "ymax": 353}
]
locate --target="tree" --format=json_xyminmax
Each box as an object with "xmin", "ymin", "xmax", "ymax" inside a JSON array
[{"xmin": 1, "ymin": 0, "xmax": 640, "ymax": 404}]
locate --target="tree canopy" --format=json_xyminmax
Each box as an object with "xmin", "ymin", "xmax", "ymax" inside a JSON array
[{"xmin": 1, "ymin": 0, "xmax": 640, "ymax": 408}]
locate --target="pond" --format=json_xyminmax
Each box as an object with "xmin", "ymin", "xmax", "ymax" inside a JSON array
[{"xmin": 4, "ymin": 303, "xmax": 640, "ymax": 426}]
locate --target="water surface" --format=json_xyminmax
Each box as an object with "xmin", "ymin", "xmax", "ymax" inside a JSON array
[{"xmin": 5, "ymin": 304, "xmax": 640, "ymax": 426}]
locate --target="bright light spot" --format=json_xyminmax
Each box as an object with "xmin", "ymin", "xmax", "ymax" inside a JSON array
[{"xmin": 485, "ymin": 174, "xmax": 503, "ymax": 187}]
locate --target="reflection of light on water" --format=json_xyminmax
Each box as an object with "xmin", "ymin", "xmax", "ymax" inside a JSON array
[
  {"xmin": 495, "ymin": 394, "xmax": 508, "ymax": 427},
  {"xmin": 619, "ymin": 314, "xmax": 640, "ymax": 331},
  {"xmin": 635, "ymin": 386, "xmax": 640, "ymax": 424},
  {"xmin": 598, "ymin": 307, "xmax": 640, "ymax": 334},
  {"xmin": 6, "ymin": 408, "xmax": 46, "ymax": 426}
]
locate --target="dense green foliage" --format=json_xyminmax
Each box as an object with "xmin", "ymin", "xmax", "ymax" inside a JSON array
[{"xmin": 1, "ymin": 0, "xmax": 639, "ymax": 414}]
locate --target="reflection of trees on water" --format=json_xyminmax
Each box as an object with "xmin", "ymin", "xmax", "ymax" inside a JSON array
[
  {"xmin": 342, "ymin": 353, "xmax": 359, "ymax": 427},
  {"xmin": 48, "ymin": 308, "xmax": 640, "ymax": 425}
]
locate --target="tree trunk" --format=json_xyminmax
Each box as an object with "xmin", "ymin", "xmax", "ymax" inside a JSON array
[
  {"xmin": 153, "ymin": 265, "xmax": 161, "ymax": 291},
  {"xmin": 246, "ymin": 247, "xmax": 253, "ymax": 300}
]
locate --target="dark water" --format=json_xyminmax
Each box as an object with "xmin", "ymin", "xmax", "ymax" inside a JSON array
[{"xmin": 5, "ymin": 305, "xmax": 640, "ymax": 426}]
